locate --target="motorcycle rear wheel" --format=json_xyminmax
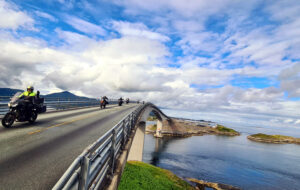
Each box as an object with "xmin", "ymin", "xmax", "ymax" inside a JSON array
[
  {"xmin": 28, "ymin": 112, "xmax": 38, "ymax": 123},
  {"xmin": 1, "ymin": 112, "xmax": 16, "ymax": 128}
]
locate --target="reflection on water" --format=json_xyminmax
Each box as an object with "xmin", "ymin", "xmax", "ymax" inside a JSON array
[
  {"xmin": 150, "ymin": 136, "xmax": 176, "ymax": 166},
  {"xmin": 143, "ymin": 132, "xmax": 300, "ymax": 190}
]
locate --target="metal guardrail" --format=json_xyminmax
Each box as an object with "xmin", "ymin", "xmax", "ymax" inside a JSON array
[
  {"xmin": 0, "ymin": 96, "xmax": 128, "ymax": 116},
  {"xmin": 53, "ymin": 103, "xmax": 149, "ymax": 190}
]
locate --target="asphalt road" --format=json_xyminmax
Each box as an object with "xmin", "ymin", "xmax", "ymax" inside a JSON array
[{"xmin": 0, "ymin": 104, "xmax": 138, "ymax": 190}]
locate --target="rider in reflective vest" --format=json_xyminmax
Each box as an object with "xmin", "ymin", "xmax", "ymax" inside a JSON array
[
  {"xmin": 19, "ymin": 86, "xmax": 37, "ymax": 97},
  {"xmin": 19, "ymin": 86, "xmax": 37, "ymax": 112}
]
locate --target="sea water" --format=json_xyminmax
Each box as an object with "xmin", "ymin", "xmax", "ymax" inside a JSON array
[{"xmin": 143, "ymin": 122, "xmax": 300, "ymax": 190}]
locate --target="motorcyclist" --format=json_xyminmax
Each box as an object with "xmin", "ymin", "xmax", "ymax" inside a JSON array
[
  {"xmin": 19, "ymin": 86, "xmax": 37, "ymax": 113},
  {"xmin": 101, "ymin": 96, "xmax": 108, "ymax": 104},
  {"xmin": 118, "ymin": 97, "xmax": 123, "ymax": 106}
]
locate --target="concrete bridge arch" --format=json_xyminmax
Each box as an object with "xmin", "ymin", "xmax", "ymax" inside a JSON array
[
  {"xmin": 138, "ymin": 104, "xmax": 169, "ymax": 137},
  {"xmin": 127, "ymin": 104, "xmax": 170, "ymax": 161}
]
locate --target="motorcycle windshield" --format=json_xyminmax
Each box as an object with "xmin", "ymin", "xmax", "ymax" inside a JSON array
[{"xmin": 10, "ymin": 92, "xmax": 22, "ymax": 103}]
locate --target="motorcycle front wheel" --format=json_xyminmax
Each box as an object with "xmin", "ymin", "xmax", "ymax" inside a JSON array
[
  {"xmin": 28, "ymin": 112, "xmax": 38, "ymax": 123},
  {"xmin": 1, "ymin": 112, "xmax": 16, "ymax": 128}
]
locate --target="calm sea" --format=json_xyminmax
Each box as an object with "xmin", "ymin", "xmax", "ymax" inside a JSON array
[{"xmin": 143, "ymin": 122, "xmax": 300, "ymax": 190}]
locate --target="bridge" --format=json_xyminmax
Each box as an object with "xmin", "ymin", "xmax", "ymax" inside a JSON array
[{"xmin": 0, "ymin": 98, "xmax": 169, "ymax": 189}]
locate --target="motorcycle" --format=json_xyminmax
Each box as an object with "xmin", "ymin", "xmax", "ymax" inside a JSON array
[
  {"xmin": 100, "ymin": 99, "xmax": 108, "ymax": 109},
  {"xmin": 125, "ymin": 98, "xmax": 129, "ymax": 104},
  {"xmin": 118, "ymin": 99, "xmax": 123, "ymax": 106},
  {"xmin": 1, "ymin": 91, "xmax": 46, "ymax": 128}
]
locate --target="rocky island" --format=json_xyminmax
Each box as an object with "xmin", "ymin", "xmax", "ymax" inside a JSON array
[
  {"xmin": 248, "ymin": 133, "xmax": 300, "ymax": 144},
  {"xmin": 146, "ymin": 117, "xmax": 240, "ymax": 137}
]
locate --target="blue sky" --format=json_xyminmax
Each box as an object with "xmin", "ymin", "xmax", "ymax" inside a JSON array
[{"xmin": 0, "ymin": 0, "xmax": 300, "ymax": 127}]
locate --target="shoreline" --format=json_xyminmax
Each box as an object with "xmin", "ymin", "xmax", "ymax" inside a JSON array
[{"xmin": 187, "ymin": 178, "xmax": 241, "ymax": 190}]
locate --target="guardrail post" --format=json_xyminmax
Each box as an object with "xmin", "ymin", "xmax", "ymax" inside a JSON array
[
  {"xmin": 133, "ymin": 113, "xmax": 136, "ymax": 125},
  {"xmin": 110, "ymin": 129, "xmax": 116, "ymax": 176},
  {"xmin": 122, "ymin": 120, "xmax": 126, "ymax": 150},
  {"xmin": 128, "ymin": 115, "xmax": 131, "ymax": 130},
  {"xmin": 67, "ymin": 98, "xmax": 70, "ymax": 109},
  {"xmin": 131, "ymin": 114, "xmax": 134, "ymax": 130},
  {"xmin": 58, "ymin": 98, "xmax": 60, "ymax": 110},
  {"xmin": 79, "ymin": 156, "xmax": 91, "ymax": 190}
]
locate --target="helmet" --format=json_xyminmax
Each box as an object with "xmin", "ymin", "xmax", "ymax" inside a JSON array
[{"xmin": 27, "ymin": 86, "xmax": 34, "ymax": 91}]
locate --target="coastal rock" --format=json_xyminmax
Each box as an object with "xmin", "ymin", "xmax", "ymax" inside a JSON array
[{"xmin": 187, "ymin": 178, "xmax": 241, "ymax": 190}]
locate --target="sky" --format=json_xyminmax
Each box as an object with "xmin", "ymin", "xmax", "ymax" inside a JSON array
[{"xmin": 0, "ymin": 0, "xmax": 299, "ymax": 128}]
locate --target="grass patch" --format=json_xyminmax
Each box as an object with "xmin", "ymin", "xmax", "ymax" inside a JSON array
[
  {"xmin": 118, "ymin": 161, "xmax": 194, "ymax": 190},
  {"xmin": 250, "ymin": 133, "xmax": 294, "ymax": 140},
  {"xmin": 216, "ymin": 125, "xmax": 238, "ymax": 133}
]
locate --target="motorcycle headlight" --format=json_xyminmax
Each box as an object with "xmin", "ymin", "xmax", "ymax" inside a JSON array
[{"xmin": 8, "ymin": 103, "xmax": 11, "ymax": 107}]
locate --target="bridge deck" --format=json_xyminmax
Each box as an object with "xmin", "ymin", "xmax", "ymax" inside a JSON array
[{"xmin": 0, "ymin": 104, "xmax": 138, "ymax": 189}]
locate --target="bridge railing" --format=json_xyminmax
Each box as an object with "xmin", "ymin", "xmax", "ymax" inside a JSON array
[
  {"xmin": 0, "ymin": 96, "xmax": 128, "ymax": 116},
  {"xmin": 53, "ymin": 103, "xmax": 149, "ymax": 190}
]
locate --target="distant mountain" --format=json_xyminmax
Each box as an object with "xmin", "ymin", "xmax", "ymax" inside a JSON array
[
  {"xmin": 43, "ymin": 91, "xmax": 94, "ymax": 100},
  {"xmin": 0, "ymin": 88, "xmax": 23, "ymax": 96},
  {"xmin": 0, "ymin": 88, "xmax": 95, "ymax": 100},
  {"xmin": 44, "ymin": 91, "xmax": 80, "ymax": 98}
]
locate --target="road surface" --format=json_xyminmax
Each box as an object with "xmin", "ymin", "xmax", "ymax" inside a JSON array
[{"xmin": 0, "ymin": 104, "xmax": 138, "ymax": 189}]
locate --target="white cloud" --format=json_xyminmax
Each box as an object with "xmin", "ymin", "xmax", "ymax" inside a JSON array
[
  {"xmin": 232, "ymin": 87, "xmax": 283, "ymax": 103},
  {"xmin": 284, "ymin": 119, "xmax": 294, "ymax": 124},
  {"xmin": 0, "ymin": 30, "xmax": 299, "ymax": 128},
  {"xmin": 56, "ymin": 0, "xmax": 75, "ymax": 9},
  {"xmin": 0, "ymin": 30, "xmax": 171, "ymax": 95},
  {"xmin": 55, "ymin": 28, "xmax": 97, "ymax": 50},
  {"xmin": 112, "ymin": 21, "xmax": 170, "ymax": 42},
  {"xmin": 177, "ymin": 31, "xmax": 222, "ymax": 55},
  {"xmin": 1, "ymin": 0, "xmax": 300, "ymax": 129},
  {"xmin": 265, "ymin": 0, "xmax": 300, "ymax": 22},
  {"xmin": 64, "ymin": 15, "xmax": 106, "ymax": 36},
  {"xmin": 112, "ymin": 0, "xmax": 254, "ymax": 18},
  {"xmin": 172, "ymin": 20, "xmax": 204, "ymax": 33},
  {"xmin": 0, "ymin": 0, "xmax": 34, "ymax": 30},
  {"xmin": 279, "ymin": 62, "xmax": 300, "ymax": 98},
  {"xmin": 35, "ymin": 11, "xmax": 57, "ymax": 22}
]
